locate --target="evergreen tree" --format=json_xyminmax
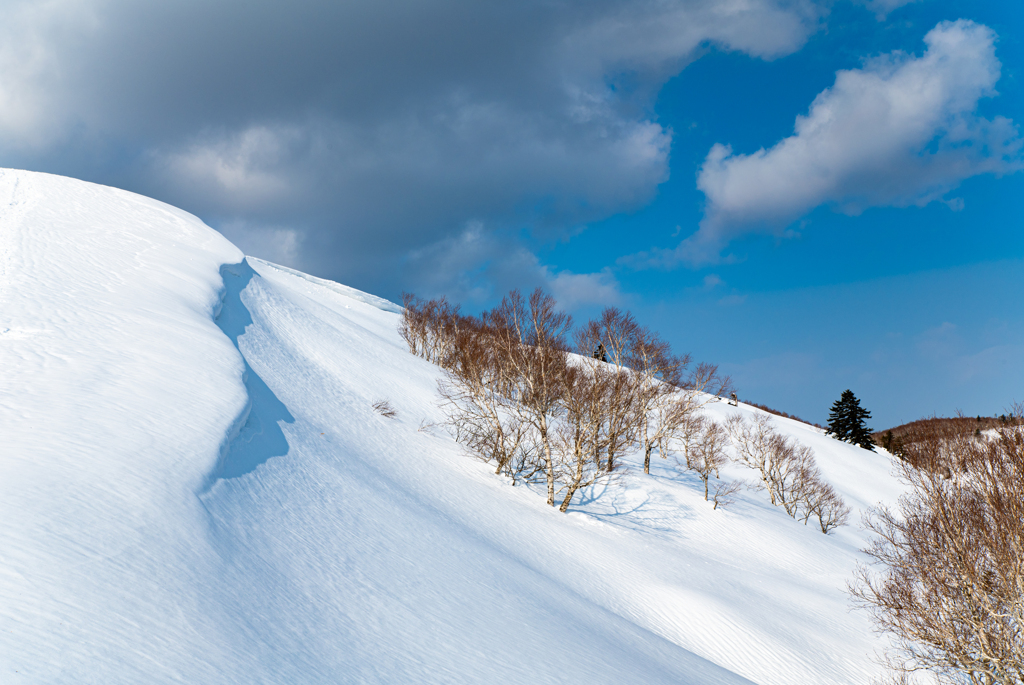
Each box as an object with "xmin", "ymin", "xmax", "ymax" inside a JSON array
[
  {"xmin": 825, "ymin": 392, "xmax": 852, "ymax": 441},
  {"xmin": 826, "ymin": 389, "xmax": 875, "ymax": 451}
]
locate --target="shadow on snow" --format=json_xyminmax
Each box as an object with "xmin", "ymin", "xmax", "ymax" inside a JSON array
[{"xmin": 208, "ymin": 258, "xmax": 295, "ymax": 484}]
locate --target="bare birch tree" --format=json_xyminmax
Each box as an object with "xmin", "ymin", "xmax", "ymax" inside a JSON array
[
  {"xmin": 436, "ymin": 320, "xmax": 539, "ymax": 483},
  {"xmin": 628, "ymin": 327, "xmax": 688, "ymax": 474},
  {"xmin": 677, "ymin": 416, "xmax": 730, "ymax": 501},
  {"xmin": 726, "ymin": 413, "xmax": 849, "ymax": 531},
  {"xmin": 801, "ymin": 474, "xmax": 850, "ymax": 534},
  {"xmin": 553, "ymin": 361, "xmax": 614, "ymax": 512},
  {"xmin": 726, "ymin": 413, "xmax": 784, "ymax": 504},
  {"xmin": 680, "ymin": 361, "xmax": 733, "ymax": 415},
  {"xmin": 489, "ymin": 289, "xmax": 572, "ymax": 507},
  {"xmin": 712, "ymin": 480, "xmax": 742, "ymax": 510},
  {"xmin": 575, "ymin": 309, "xmax": 642, "ymax": 472}
]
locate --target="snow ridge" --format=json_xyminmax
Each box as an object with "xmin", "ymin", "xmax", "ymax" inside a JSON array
[
  {"xmin": 0, "ymin": 169, "xmax": 905, "ymax": 684},
  {"xmin": 248, "ymin": 255, "xmax": 402, "ymax": 313}
]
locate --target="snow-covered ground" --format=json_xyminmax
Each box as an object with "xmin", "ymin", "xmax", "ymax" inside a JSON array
[{"xmin": 0, "ymin": 169, "xmax": 904, "ymax": 684}]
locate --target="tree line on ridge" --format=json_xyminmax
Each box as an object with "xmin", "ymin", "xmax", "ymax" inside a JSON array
[{"xmin": 399, "ymin": 287, "xmax": 850, "ymax": 532}]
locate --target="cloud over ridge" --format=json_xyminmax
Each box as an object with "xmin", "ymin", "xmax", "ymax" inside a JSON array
[{"xmin": 0, "ymin": 0, "xmax": 822, "ymax": 291}]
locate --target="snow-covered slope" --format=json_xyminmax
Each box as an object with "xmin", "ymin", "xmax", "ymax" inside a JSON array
[{"xmin": 0, "ymin": 169, "xmax": 904, "ymax": 684}]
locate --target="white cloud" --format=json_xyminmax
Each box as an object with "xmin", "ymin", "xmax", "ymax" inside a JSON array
[
  {"xmin": 667, "ymin": 20, "xmax": 1022, "ymax": 266},
  {"xmin": 942, "ymin": 197, "xmax": 965, "ymax": 212},
  {"xmin": 0, "ymin": 0, "xmax": 98, "ymax": 147},
  {"xmin": 548, "ymin": 270, "xmax": 624, "ymax": 309},
  {"xmin": 147, "ymin": 103, "xmax": 672, "ymax": 288},
  {"xmin": 403, "ymin": 222, "xmax": 624, "ymax": 310},
  {"xmin": 702, "ymin": 274, "xmax": 723, "ymax": 289},
  {"xmin": 0, "ymin": 0, "xmax": 824, "ymax": 292},
  {"xmin": 155, "ymin": 126, "xmax": 297, "ymax": 208},
  {"xmin": 564, "ymin": 0, "xmax": 821, "ymax": 74}
]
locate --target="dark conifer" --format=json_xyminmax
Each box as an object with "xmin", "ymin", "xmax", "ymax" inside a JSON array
[
  {"xmin": 826, "ymin": 389, "xmax": 875, "ymax": 451},
  {"xmin": 826, "ymin": 392, "xmax": 852, "ymax": 441},
  {"xmin": 593, "ymin": 342, "xmax": 608, "ymax": 363}
]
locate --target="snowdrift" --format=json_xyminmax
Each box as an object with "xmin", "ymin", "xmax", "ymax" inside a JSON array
[{"xmin": 0, "ymin": 169, "xmax": 904, "ymax": 684}]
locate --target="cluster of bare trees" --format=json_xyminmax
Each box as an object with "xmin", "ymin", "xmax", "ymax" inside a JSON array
[
  {"xmin": 725, "ymin": 414, "xmax": 850, "ymax": 533},
  {"xmin": 400, "ymin": 288, "xmax": 849, "ymax": 533},
  {"xmin": 852, "ymin": 406, "xmax": 1024, "ymax": 685},
  {"xmin": 398, "ymin": 294, "xmax": 463, "ymax": 364},
  {"xmin": 672, "ymin": 415, "xmax": 740, "ymax": 509},
  {"xmin": 400, "ymin": 288, "xmax": 731, "ymax": 512}
]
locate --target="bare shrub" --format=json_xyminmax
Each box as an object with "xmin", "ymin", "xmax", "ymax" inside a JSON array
[
  {"xmin": 726, "ymin": 413, "xmax": 848, "ymax": 532},
  {"xmin": 576, "ymin": 307, "xmax": 639, "ymax": 369},
  {"xmin": 725, "ymin": 413, "xmax": 783, "ymax": 503},
  {"xmin": 851, "ymin": 421, "xmax": 1024, "ymax": 684},
  {"xmin": 682, "ymin": 361, "xmax": 733, "ymax": 407},
  {"xmin": 600, "ymin": 368, "xmax": 641, "ymax": 473},
  {"xmin": 656, "ymin": 361, "xmax": 733, "ymax": 472},
  {"xmin": 399, "ymin": 292, "xmax": 423, "ymax": 354},
  {"xmin": 677, "ymin": 414, "xmax": 741, "ymax": 511},
  {"xmin": 802, "ymin": 476, "xmax": 850, "ymax": 534},
  {"xmin": 676, "ymin": 416, "xmax": 730, "ymax": 501},
  {"xmin": 769, "ymin": 442, "xmax": 816, "ymax": 519},
  {"xmin": 712, "ymin": 480, "xmax": 742, "ymax": 510},
  {"xmin": 427, "ymin": 288, "xmax": 574, "ymax": 504},
  {"xmin": 875, "ymin": 404, "xmax": 1024, "ymax": 469},
  {"xmin": 372, "ymin": 399, "xmax": 397, "ymax": 418}
]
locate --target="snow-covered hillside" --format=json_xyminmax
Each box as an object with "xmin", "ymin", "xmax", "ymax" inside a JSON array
[{"xmin": 0, "ymin": 169, "xmax": 904, "ymax": 684}]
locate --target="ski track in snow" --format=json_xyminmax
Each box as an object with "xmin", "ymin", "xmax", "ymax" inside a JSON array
[{"xmin": 0, "ymin": 169, "xmax": 904, "ymax": 684}]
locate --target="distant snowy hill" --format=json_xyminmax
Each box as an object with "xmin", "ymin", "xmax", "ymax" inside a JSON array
[{"xmin": 0, "ymin": 169, "xmax": 904, "ymax": 684}]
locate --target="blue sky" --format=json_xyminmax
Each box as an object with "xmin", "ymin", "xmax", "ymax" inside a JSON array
[
  {"xmin": 533, "ymin": 0, "xmax": 1024, "ymax": 426},
  {"xmin": 0, "ymin": 0, "xmax": 1020, "ymax": 427}
]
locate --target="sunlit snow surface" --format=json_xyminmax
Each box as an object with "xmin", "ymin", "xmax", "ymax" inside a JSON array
[{"xmin": 0, "ymin": 169, "xmax": 904, "ymax": 684}]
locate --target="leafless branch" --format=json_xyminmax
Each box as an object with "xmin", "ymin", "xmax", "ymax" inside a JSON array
[
  {"xmin": 372, "ymin": 399, "xmax": 397, "ymax": 419},
  {"xmin": 851, "ymin": 423, "xmax": 1024, "ymax": 684}
]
